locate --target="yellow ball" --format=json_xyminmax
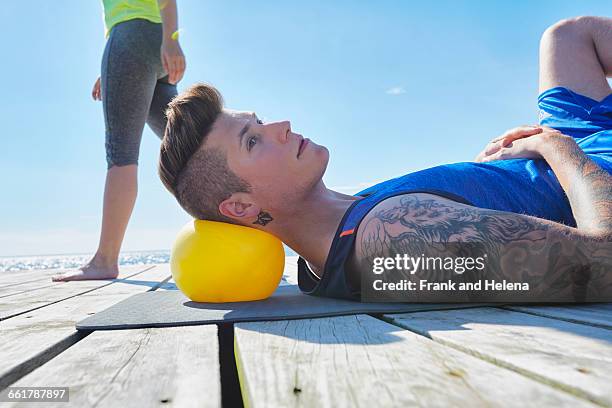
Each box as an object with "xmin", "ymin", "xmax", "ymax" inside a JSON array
[{"xmin": 170, "ymin": 220, "xmax": 285, "ymax": 302}]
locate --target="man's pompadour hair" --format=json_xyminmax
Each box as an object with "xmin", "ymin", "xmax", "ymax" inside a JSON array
[{"xmin": 158, "ymin": 83, "xmax": 250, "ymax": 223}]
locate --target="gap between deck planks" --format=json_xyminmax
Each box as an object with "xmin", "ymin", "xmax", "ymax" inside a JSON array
[
  {"xmin": 0, "ymin": 264, "xmax": 157, "ymax": 320},
  {"xmin": 234, "ymin": 315, "xmax": 596, "ymax": 408},
  {"xmin": 383, "ymin": 307, "xmax": 612, "ymax": 407},
  {"xmin": 0, "ymin": 282, "xmax": 59, "ymax": 300},
  {"xmin": 0, "ymin": 268, "xmax": 69, "ymax": 287},
  {"xmin": 503, "ymin": 304, "xmax": 612, "ymax": 330},
  {"xmin": 0, "ymin": 264, "xmax": 172, "ymax": 391},
  {"xmin": 0, "ymin": 271, "xmax": 94, "ymax": 299}
]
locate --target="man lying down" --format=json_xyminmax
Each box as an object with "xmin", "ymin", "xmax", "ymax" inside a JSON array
[{"xmin": 159, "ymin": 17, "xmax": 612, "ymax": 303}]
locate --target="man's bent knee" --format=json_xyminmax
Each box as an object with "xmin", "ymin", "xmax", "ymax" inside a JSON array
[{"xmin": 542, "ymin": 16, "xmax": 594, "ymax": 44}]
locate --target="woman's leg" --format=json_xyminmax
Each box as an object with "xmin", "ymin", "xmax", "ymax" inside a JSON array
[
  {"xmin": 85, "ymin": 164, "xmax": 138, "ymax": 277},
  {"xmin": 84, "ymin": 76, "xmax": 177, "ymax": 278},
  {"xmin": 53, "ymin": 20, "xmax": 164, "ymax": 281}
]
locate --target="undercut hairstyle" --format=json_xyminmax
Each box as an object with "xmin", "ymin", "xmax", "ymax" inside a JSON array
[{"xmin": 158, "ymin": 83, "xmax": 251, "ymax": 223}]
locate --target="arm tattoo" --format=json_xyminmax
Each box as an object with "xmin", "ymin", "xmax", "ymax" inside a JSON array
[
  {"xmin": 564, "ymin": 147, "xmax": 612, "ymax": 234},
  {"xmin": 359, "ymin": 195, "xmax": 612, "ymax": 302},
  {"xmin": 544, "ymin": 137, "xmax": 612, "ymax": 237}
]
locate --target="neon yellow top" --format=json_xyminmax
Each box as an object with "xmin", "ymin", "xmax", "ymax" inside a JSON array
[{"xmin": 102, "ymin": 0, "xmax": 162, "ymax": 37}]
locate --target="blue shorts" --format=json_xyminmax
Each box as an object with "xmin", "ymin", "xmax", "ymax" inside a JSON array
[{"xmin": 539, "ymin": 87, "xmax": 612, "ymax": 158}]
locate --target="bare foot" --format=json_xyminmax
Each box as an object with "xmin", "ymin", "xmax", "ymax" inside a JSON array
[{"xmin": 52, "ymin": 255, "xmax": 119, "ymax": 282}]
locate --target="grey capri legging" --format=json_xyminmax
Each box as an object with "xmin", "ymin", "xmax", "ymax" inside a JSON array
[{"xmin": 101, "ymin": 18, "xmax": 177, "ymax": 169}]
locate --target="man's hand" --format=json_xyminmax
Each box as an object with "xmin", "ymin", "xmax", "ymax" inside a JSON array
[
  {"xmin": 474, "ymin": 125, "xmax": 567, "ymax": 163},
  {"xmin": 92, "ymin": 76, "xmax": 101, "ymax": 101},
  {"xmin": 161, "ymin": 39, "xmax": 186, "ymax": 84}
]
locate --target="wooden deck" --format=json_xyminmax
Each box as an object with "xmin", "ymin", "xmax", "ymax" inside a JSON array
[{"xmin": 1, "ymin": 257, "xmax": 611, "ymax": 407}]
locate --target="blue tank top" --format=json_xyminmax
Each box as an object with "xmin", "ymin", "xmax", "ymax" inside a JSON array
[{"xmin": 298, "ymin": 87, "xmax": 612, "ymax": 301}]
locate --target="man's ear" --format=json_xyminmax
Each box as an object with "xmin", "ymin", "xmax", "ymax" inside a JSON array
[{"xmin": 219, "ymin": 193, "xmax": 261, "ymax": 221}]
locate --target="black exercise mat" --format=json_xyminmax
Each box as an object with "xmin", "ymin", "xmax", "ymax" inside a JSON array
[{"xmin": 76, "ymin": 284, "xmax": 487, "ymax": 330}]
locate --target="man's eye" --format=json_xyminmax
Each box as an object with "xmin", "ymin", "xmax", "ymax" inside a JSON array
[
  {"xmin": 247, "ymin": 135, "xmax": 258, "ymax": 150},
  {"xmin": 256, "ymin": 119, "xmax": 264, "ymax": 124}
]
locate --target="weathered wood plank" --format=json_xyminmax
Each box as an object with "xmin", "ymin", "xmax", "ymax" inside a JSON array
[
  {"xmin": 0, "ymin": 261, "xmax": 110, "ymax": 285},
  {"xmin": 0, "ymin": 281, "xmax": 54, "ymax": 302},
  {"xmin": 0, "ymin": 268, "xmax": 65, "ymax": 288},
  {"xmin": 235, "ymin": 315, "xmax": 594, "ymax": 407},
  {"xmin": 0, "ymin": 280, "xmax": 58, "ymax": 298},
  {"xmin": 0, "ymin": 265, "xmax": 153, "ymax": 320},
  {"xmin": 0, "ymin": 266, "xmax": 134, "ymax": 294},
  {"xmin": 504, "ymin": 304, "xmax": 612, "ymax": 330},
  {"xmin": 5, "ymin": 325, "xmax": 220, "ymax": 408},
  {"xmin": 0, "ymin": 265, "xmax": 172, "ymax": 390},
  {"xmin": 384, "ymin": 307, "xmax": 612, "ymax": 406}
]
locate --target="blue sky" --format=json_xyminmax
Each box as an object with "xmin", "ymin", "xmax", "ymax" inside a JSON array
[{"xmin": 1, "ymin": 1, "xmax": 609, "ymax": 256}]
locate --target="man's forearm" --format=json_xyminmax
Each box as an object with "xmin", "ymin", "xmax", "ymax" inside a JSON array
[
  {"xmin": 540, "ymin": 134, "xmax": 612, "ymax": 236},
  {"xmin": 158, "ymin": 0, "xmax": 179, "ymax": 41}
]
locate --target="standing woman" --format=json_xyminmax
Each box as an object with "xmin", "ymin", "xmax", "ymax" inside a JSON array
[{"xmin": 53, "ymin": 0, "xmax": 185, "ymax": 281}]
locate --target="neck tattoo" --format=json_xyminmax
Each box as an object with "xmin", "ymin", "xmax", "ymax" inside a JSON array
[{"xmin": 253, "ymin": 211, "xmax": 273, "ymax": 226}]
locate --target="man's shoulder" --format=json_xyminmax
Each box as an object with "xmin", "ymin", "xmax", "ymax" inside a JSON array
[
  {"xmin": 351, "ymin": 192, "xmax": 468, "ymax": 264},
  {"xmin": 345, "ymin": 191, "xmax": 472, "ymax": 290}
]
